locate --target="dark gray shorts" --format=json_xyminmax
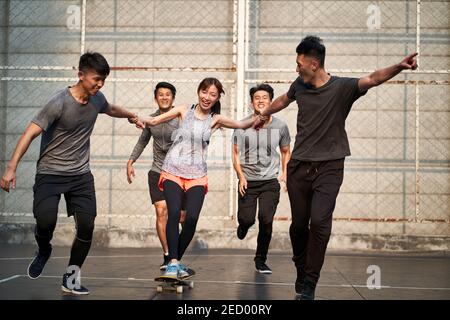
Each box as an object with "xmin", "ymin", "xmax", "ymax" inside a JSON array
[
  {"xmin": 148, "ymin": 170, "xmax": 165, "ymax": 204},
  {"xmin": 148, "ymin": 170, "xmax": 186, "ymax": 209}
]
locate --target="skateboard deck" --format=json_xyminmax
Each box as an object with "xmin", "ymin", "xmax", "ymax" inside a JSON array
[{"xmin": 155, "ymin": 276, "xmax": 194, "ymax": 294}]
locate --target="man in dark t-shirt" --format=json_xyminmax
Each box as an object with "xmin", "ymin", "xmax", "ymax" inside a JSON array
[
  {"xmin": 255, "ymin": 36, "xmax": 417, "ymax": 300},
  {"xmin": 0, "ymin": 52, "xmax": 143, "ymax": 295}
]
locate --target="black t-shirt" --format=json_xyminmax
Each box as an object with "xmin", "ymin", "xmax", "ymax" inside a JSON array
[{"xmin": 287, "ymin": 75, "xmax": 367, "ymax": 161}]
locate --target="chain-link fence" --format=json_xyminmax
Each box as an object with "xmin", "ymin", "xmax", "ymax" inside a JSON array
[{"xmin": 0, "ymin": 0, "xmax": 449, "ymax": 247}]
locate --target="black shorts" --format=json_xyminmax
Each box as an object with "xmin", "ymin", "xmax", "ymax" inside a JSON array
[
  {"xmin": 148, "ymin": 170, "xmax": 186, "ymax": 209},
  {"xmin": 148, "ymin": 170, "xmax": 165, "ymax": 204},
  {"xmin": 33, "ymin": 172, "xmax": 96, "ymax": 217}
]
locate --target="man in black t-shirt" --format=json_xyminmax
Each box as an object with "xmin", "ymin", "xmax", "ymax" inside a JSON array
[{"xmin": 255, "ymin": 36, "xmax": 417, "ymax": 300}]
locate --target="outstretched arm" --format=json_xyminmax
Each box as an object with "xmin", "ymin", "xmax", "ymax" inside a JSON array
[
  {"xmin": 253, "ymin": 93, "xmax": 293, "ymax": 129},
  {"xmin": 211, "ymin": 114, "xmax": 257, "ymax": 130},
  {"xmin": 105, "ymin": 104, "xmax": 144, "ymax": 129},
  {"xmin": 358, "ymin": 52, "xmax": 418, "ymax": 92},
  {"xmin": 1, "ymin": 123, "xmax": 43, "ymax": 192},
  {"xmin": 260, "ymin": 93, "xmax": 293, "ymax": 117},
  {"xmin": 141, "ymin": 105, "xmax": 187, "ymax": 126}
]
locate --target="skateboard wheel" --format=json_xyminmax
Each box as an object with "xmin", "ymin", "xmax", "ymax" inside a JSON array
[
  {"xmin": 176, "ymin": 285, "xmax": 183, "ymax": 294},
  {"xmin": 188, "ymin": 281, "xmax": 194, "ymax": 289},
  {"xmin": 156, "ymin": 286, "xmax": 163, "ymax": 293}
]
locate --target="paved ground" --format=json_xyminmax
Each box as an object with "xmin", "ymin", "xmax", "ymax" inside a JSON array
[{"xmin": 0, "ymin": 244, "xmax": 449, "ymax": 300}]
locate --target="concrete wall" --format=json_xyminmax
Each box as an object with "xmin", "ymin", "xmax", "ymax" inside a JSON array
[{"xmin": 0, "ymin": 0, "xmax": 449, "ymax": 251}]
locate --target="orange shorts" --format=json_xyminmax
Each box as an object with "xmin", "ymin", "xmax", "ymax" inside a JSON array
[{"xmin": 158, "ymin": 171, "xmax": 208, "ymax": 194}]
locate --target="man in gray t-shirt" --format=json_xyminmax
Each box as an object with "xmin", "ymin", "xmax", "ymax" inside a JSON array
[
  {"xmin": 126, "ymin": 82, "xmax": 186, "ymax": 270},
  {"xmin": 32, "ymin": 86, "xmax": 109, "ymax": 175},
  {"xmin": 0, "ymin": 52, "xmax": 143, "ymax": 295},
  {"xmin": 256, "ymin": 36, "xmax": 418, "ymax": 299},
  {"xmin": 232, "ymin": 84, "xmax": 291, "ymax": 274}
]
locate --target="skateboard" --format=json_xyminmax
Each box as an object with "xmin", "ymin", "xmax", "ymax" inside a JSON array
[{"xmin": 155, "ymin": 276, "xmax": 194, "ymax": 294}]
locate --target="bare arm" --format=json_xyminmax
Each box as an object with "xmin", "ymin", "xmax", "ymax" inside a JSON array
[
  {"xmin": 126, "ymin": 159, "xmax": 136, "ymax": 184},
  {"xmin": 1, "ymin": 122, "xmax": 43, "ymax": 192},
  {"xmin": 260, "ymin": 93, "xmax": 293, "ymax": 117},
  {"xmin": 105, "ymin": 103, "xmax": 137, "ymax": 119},
  {"xmin": 278, "ymin": 145, "xmax": 291, "ymax": 191},
  {"xmin": 127, "ymin": 128, "xmax": 152, "ymax": 184},
  {"xmin": 105, "ymin": 104, "xmax": 144, "ymax": 129},
  {"xmin": 232, "ymin": 143, "xmax": 247, "ymax": 196},
  {"xmin": 358, "ymin": 52, "xmax": 418, "ymax": 92},
  {"xmin": 212, "ymin": 114, "xmax": 255, "ymax": 130},
  {"xmin": 141, "ymin": 105, "xmax": 187, "ymax": 126}
]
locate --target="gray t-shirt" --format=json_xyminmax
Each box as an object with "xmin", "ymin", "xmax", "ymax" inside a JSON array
[
  {"xmin": 129, "ymin": 108, "xmax": 180, "ymax": 173},
  {"xmin": 162, "ymin": 105, "xmax": 213, "ymax": 179},
  {"xmin": 32, "ymin": 87, "xmax": 109, "ymax": 175},
  {"xmin": 232, "ymin": 115, "xmax": 291, "ymax": 181},
  {"xmin": 287, "ymin": 76, "xmax": 366, "ymax": 161}
]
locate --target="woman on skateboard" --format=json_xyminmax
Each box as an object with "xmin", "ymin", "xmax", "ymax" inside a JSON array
[{"xmin": 141, "ymin": 77, "xmax": 261, "ymax": 279}]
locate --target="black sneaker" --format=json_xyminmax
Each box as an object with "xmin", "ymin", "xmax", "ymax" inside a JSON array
[
  {"xmin": 27, "ymin": 246, "xmax": 52, "ymax": 279},
  {"xmin": 61, "ymin": 272, "xmax": 90, "ymax": 295},
  {"xmin": 295, "ymin": 279, "xmax": 304, "ymax": 296},
  {"xmin": 300, "ymin": 282, "xmax": 316, "ymax": 300},
  {"xmin": 160, "ymin": 254, "xmax": 170, "ymax": 271},
  {"xmin": 237, "ymin": 225, "xmax": 248, "ymax": 240},
  {"xmin": 255, "ymin": 261, "xmax": 272, "ymax": 274},
  {"xmin": 295, "ymin": 268, "xmax": 306, "ymax": 296}
]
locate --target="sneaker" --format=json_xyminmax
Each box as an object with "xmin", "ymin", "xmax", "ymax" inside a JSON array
[
  {"xmin": 160, "ymin": 254, "xmax": 170, "ymax": 271},
  {"xmin": 27, "ymin": 246, "xmax": 52, "ymax": 279},
  {"xmin": 300, "ymin": 282, "xmax": 316, "ymax": 300},
  {"xmin": 61, "ymin": 272, "xmax": 90, "ymax": 295},
  {"xmin": 295, "ymin": 268, "xmax": 306, "ymax": 296},
  {"xmin": 163, "ymin": 262, "xmax": 179, "ymax": 278},
  {"xmin": 237, "ymin": 225, "xmax": 248, "ymax": 240},
  {"xmin": 255, "ymin": 261, "xmax": 272, "ymax": 274},
  {"xmin": 177, "ymin": 263, "xmax": 195, "ymax": 279}
]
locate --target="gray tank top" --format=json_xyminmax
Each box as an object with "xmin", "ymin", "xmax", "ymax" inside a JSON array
[{"xmin": 162, "ymin": 105, "xmax": 213, "ymax": 179}]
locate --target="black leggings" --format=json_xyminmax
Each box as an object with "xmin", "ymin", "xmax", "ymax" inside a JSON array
[
  {"xmin": 35, "ymin": 211, "xmax": 95, "ymax": 268},
  {"xmin": 163, "ymin": 180, "xmax": 206, "ymax": 260}
]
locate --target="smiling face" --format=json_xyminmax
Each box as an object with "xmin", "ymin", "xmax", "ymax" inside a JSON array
[
  {"xmin": 78, "ymin": 69, "xmax": 106, "ymax": 96},
  {"xmin": 296, "ymin": 54, "xmax": 320, "ymax": 85},
  {"xmin": 155, "ymin": 87, "xmax": 174, "ymax": 112},
  {"xmin": 197, "ymin": 84, "xmax": 219, "ymax": 111},
  {"xmin": 251, "ymin": 90, "xmax": 272, "ymax": 114}
]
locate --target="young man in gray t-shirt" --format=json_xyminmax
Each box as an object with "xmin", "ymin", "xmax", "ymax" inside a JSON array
[
  {"xmin": 232, "ymin": 84, "xmax": 291, "ymax": 274},
  {"xmin": 0, "ymin": 52, "xmax": 143, "ymax": 295},
  {"xmin": 127, "ymin": 82, "xmax": 186, "ymax": 270},
  {"xmin": 256, "ymin": 36, "xmax": 418, "ymax": 299}
]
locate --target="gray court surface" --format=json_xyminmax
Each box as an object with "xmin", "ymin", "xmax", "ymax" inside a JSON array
[{"xmin": 0, "ymin": 244, "xmax": 449, "ymax": 300}]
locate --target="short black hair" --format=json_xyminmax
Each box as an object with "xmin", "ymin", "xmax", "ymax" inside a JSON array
[
  {"xmin": 249, "ymin": 83, "xmax": 274, "ymax": 101},
  {"xmin": 154, "ymin": 82, "xmax": 176, "ymax": 98},
  {"xmin": 296, "ymin": 36, "xmax": 326, "ymax": 67},
  {"xmin": 79, "ymin": 52, "xmax": 110, "ymax": 77}
]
